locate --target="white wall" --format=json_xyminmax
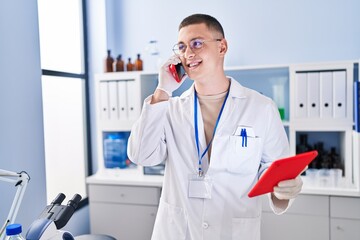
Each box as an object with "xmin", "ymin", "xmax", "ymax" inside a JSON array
[
  {"xmin": 0, "ymin": 0, "xmax": 46, "ymax": 232},
  {"xmin": 105, "ymin": 0, "xmax": 360, "ymax": 71},
  {"xmin": 87, "ymin": 0, "xmax": 360, "ymax": 172}
]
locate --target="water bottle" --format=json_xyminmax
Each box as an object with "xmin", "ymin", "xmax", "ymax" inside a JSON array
[
  {"xmin": 145, "ymin": 40, "xmax": 162, "ymax": 71},
  {"xmin": 6, "ymin": 223, "xmax": 25, "ymax": 240},
  {"xmin": 103, "ymin": 132, "xmax": 130, "ymax": 169}
]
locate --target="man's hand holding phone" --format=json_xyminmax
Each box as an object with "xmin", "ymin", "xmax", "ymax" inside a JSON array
[{"xmin": 157, "ymin": 55, "xmax": 187, "ymax": 97}]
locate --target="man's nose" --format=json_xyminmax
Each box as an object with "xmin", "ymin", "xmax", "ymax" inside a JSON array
[{"xmin": 184, "ymin": 46, "xmax": 195, "ymax": 59}]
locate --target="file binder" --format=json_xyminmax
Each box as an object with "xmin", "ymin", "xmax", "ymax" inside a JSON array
[
  {"xmin": 108, "ymin": 81, "xmax": 118, "ymax": 120},
  {"xmin": 307, "ymin": 72, "xmax": 320, "ymax": 118},
  {"xmin": 117, "ymin": 80, "xmax": 128, "ymax": 120},
  {"xmin": 295, "ymin": 73, "xmax": 308, "ymax": 118},
  {"xmin": 333, "ymin": 71, "xmax": 346, "ymax": 118},
  {"xmin": 320, "ymin": 71, "xmax": 333, "ymax": 118},
  {"xmin": 127, "ymin": 80, "xmax": 141, "ymax": 120},
  {"xmin": 99, "ymin": 81, "xmax": 109, "ymax": 120},
  {"xmin": 355, "ymin": 81, "xmax": 360, "ymax": 132}
]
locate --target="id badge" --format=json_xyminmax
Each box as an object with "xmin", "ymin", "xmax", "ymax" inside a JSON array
[{"xmin": 188, "ymin": 174, "xmax": 213, "ymax": 199}]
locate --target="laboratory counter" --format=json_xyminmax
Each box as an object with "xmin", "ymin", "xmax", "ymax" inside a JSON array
[
  {"xmin": 87, "ymin": 168, "xmax": 360, "ymax": 240},
  {"xmin": 86, "ymin": 167, "xmax": 163, "ymax": 187}
]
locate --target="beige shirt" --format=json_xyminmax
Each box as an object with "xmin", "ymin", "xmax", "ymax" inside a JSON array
[{"xmin": 197, "ymin": 90, "xmax": 228, "ymax": 172}]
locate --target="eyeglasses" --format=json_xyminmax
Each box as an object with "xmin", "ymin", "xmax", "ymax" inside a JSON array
[{"xmin": 172, "ymin": 38, "xmax": 222, "ymax": 56}]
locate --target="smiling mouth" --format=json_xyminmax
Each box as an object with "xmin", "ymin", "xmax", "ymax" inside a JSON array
[{"xmin": 187, "ymin": 60, "xmax": 202, "ymax": 69}]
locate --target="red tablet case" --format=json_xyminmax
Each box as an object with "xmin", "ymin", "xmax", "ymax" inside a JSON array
[{"xmin": 248, "ymin": 150, "xmax": 318, "ymax": 198}]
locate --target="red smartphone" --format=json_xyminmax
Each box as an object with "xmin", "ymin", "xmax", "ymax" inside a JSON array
[{"xmin": 169, "ymin": 64, "xmax": 185, "ymax": 83}]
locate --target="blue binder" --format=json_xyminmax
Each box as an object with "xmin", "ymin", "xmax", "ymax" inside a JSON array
[{"xmin": 355, "ymin": 81, "xmax": 360, "ymax": 132}]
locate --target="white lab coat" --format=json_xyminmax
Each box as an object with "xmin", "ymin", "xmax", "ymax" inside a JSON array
[{"xmin": 128, "ymin": 78, "xmax": 290, "ymax": 240}]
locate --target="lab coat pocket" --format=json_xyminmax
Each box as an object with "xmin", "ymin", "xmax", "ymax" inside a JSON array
[
  {"xmin": 151, "ymin": 199, "xmax": 187, "ymax": 240},
  {"xmin": 232, "ymin": 216, "xmax": 260, "ymax": 240},
  {"xmin": 227, "ymin": 135, "xmax": 262, "ymax": 174}
]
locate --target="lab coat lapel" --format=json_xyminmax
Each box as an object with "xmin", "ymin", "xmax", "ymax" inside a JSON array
[
  {"xmin": 216, "ymin": 94, "xmax": 232, "ymax": 131},
  {"xmin": 215, "ymin": 78, "xmax": 247, "ymax": 132}
]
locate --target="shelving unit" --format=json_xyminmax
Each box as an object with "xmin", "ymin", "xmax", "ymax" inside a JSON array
[
  {"xmin": 93, "ymin": 71, "xmax": 158, "ymax": 172},
  {"xmin": 92, "ymin": 60, "xmax": 359, "ymax": 196},
  {"xmin": 289, "ymin": 61, "xmax": 357, "ymax": 196}
]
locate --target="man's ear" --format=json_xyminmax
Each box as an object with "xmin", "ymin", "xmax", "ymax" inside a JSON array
[{"xmin": 219, "ymin": 39, "xmax": 228, "ymax": 56}]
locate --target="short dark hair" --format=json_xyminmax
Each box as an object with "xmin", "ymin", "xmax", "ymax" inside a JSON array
[{"xmin": 179, "ymin": 14, "xmax": 225, "ymax": 38}]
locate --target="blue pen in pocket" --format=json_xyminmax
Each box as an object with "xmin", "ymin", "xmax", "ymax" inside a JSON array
[{"xmin": 240, "ymin": 128, "xmax": 247, "ymax": 147}]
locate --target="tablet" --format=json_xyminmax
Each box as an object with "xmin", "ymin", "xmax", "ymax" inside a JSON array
[{"xmin": 248, "ymin": 150, "xmax": 318, "ymax": 198}]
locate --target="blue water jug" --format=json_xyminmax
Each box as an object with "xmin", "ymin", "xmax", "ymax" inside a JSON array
[{"xmin": 103, "ymin": 132, "xmax": 130, "ymax": 168}]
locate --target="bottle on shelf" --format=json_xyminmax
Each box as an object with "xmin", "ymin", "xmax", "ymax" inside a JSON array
[
  {"xmin": 320, "ymin": 151, "xmax": 331, "ymax": 169},
  {"xmin": 114, "ymin": 54, "xmax": 124, "ymax": 72},
  {"xmin": 313, "ymin": 141, "xmax": 326, "ymax": 169},
  {"xmin": 126, "ymin": 58, "xmax": 134, "ymax": 71},
  {"xmin": 296, "ymin": 134, "xmax": 314, "ymax": 174},
  {"xmin": 328, "ymin": 146, "xmax": 344, "ymax": 187},
  {"xmin": 134, "ymin": 53, "xmax": 143, "ymax": 71},
  {"xmin": 145, "ymin": 40, "xmax": 162, "ymax": 71},
  {"xmin": 297, "ymin": 134, "xmax": 313, "ymax": 152},
  {"xmin": 104, "ymin": 49, "xmax": 114, "ymax": 73},
  {"xmin": 272, "ymin": 77, "xmax": 287, "ymax": 120},
  {"xmin": 296, "ymin": 134, "xmax": 312, "ymax": 153},
  {"xmin": 329, "ymin": 147, "xmax": 344, "ymax": 173},
  {"xmin": 6, "ymin": 223, "xmax": 25, "ymax": 240}
]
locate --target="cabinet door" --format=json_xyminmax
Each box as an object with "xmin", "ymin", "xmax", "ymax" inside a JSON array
[
  {"xmin": 331, "ymin": 218, "xmax": 360, "ymax": 240},
  {"xmin": 261, "ymin": 213, "xmax": 329, "ymax": 240},
  {"xmin": 330, "ymin": 196, "xmax": 360, "ymax": 219},
  {"xmin": 90, "ymin": 202, "xmax": 158, "ymax": 240},
  {"xmin": 261, "ymin": 195, "xmax": 330, "ymax": 240},
  {"xmin": 330, "ymin": 196, "xmax": 360, "ymax": 239}
]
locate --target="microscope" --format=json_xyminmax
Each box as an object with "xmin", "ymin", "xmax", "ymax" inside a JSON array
[{"xmin": 26, "ymin": 193, "xmax": 82, "ymax": 240}]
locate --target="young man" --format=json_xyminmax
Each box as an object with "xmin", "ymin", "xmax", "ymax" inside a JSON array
[{"xmin": 128, "ymin": 13, "xmax": 303, "ymax": 240}]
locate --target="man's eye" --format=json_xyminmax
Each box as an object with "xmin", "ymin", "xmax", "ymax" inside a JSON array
[
  {"xmin": 178, "ymin": 44, "xmax": 186, "ymax": 51},
  {"xmin": 192, "ymin": 40, "xmax": 203, "ymax": 49}
]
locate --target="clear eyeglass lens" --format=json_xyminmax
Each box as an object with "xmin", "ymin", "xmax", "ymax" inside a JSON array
[
  {"xmin": 178, "ymin": 44, "xmax": 186, "ymax": 53},
  {"xmin": 173, "ymin": 44, "xmax": 184, "ymax": 55},
  {"xmin": 190, "ymin": 39, "xmax": 204, "ymax": 50}
]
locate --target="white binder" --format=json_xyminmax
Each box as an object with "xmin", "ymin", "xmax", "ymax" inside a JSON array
[
  {"xmin": 108, "ymin": 81, "xmax": 118, "ymax": 120},
  {"xmin": 333, "ymin": 70, "xmax": 346, "ymax": 118},
  {"xmin": 307, "ymin": 72, "xmax": 320, "ymax": 118},
  {"xmin": 99, "ymin": 81, "xmax": 109, "ymax": 120},
  {"xmin": 117, "ymin": 80, "xmax": 128, "ymax": 120},
  {"xmin": 295, "ymin": 73, "xmax": 308, "ymax": 118},
  {"xmin": 127, "ymin": 80, "xmax": 141, "ymax": 120},
  {"xmin": 319, "ymin": 71, "xmax": 333, "ymax": 118}
]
